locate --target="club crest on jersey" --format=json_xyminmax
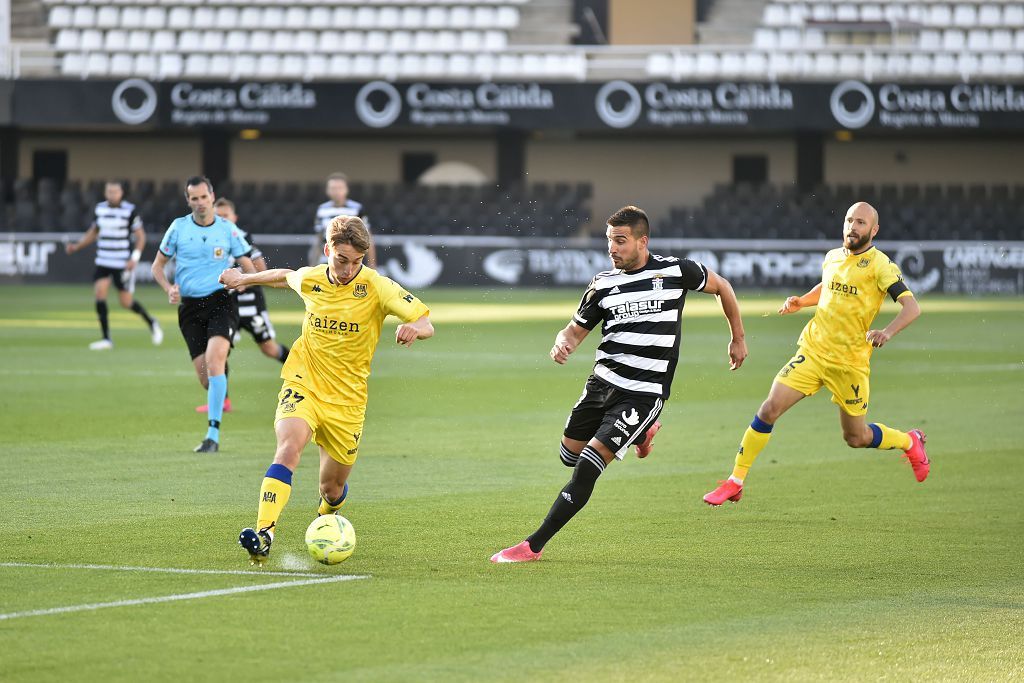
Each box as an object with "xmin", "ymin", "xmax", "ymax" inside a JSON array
[
  {"xmin": 857, "ymin": 257, "xmax": 871, "ymax": 268},
  {"xmin": 354, "ymin": 283, "xmax": 368, "ymax": 298},
  {"xmin": 652, "ymin": 275, "xmax": 664, "ymax": 291},
  {"xmin": 213, "ymin": 246, "xmax": 225, "ymax": 259}
]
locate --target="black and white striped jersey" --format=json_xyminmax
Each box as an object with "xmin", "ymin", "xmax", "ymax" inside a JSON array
[
  {"xmin": 313, "ymin": 199, "xmax": 370, "ymax": 234},
  {"xmin": 93, "ymin": 201, "xmax": 142, "ymax": 269},
  {"xmin": 572, "ymin": 254, "xmax": 709, "ymax": 399}
]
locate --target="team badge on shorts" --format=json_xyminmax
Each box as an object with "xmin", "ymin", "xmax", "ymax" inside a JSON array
[{"xmin": 354, "ymin": 283, "xmax": 367, "ymax": 298}]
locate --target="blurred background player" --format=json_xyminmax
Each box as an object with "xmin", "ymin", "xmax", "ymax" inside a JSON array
[
  {"xmin": 192, "ymin": 198, "xmax": 292, "ymax": 415},
  {"xmin": 309, "ymin": 172, "xmax": 376, "ymax": 268},
  {"xmin": 491, "ymin": 206, "xmax": 747, "ymax": 563},
  {"xmin": 151, "ymin": 176, "xmax": 255, "ymax": 453},
  {"xmin": 703, "ymin": 202, "xmax": 929, "ymax": 507},
  {"xmin": 65, "ymin": 180, "xmax": 162, "ymax": 350},
  {"xmin": 223, "ymin": 216, "xmax": 432, "ymax": 565}
]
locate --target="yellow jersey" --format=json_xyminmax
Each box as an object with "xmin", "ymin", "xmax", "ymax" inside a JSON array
[
  {"xmin": 798, "ymin": 246, "xmax": 913, "ymax": 367},
  {"xmin": 282, "ymin": 265, "xmax": 429, "ymax": 406}
]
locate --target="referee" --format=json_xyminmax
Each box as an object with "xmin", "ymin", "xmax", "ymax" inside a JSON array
[
  {"xmin": 65, "ymin": 180, "xmax": 162, "ymax": 350},
  {"xmin": 151, "ymin": 176, "xmax": 255, "ymax": 453}
]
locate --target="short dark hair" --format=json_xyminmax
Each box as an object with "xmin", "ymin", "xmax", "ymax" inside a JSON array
[
  {"xmin": 327, "ymin": 172, "xmax": 349, "ymax": 183},
  {"xmin": 184, "ymin": 175, "xmax": 214, "ymax": 196},
  {"xmin": 213, "ymin": 197, "xmax": 235, "ymax": 211},
  {"xmin": 607, "ymin": 205, "xmax": 650, "ymax": 238},
  {"xmin": 105, "ymin": 180, "xmax": 125, "ymax": 190}
]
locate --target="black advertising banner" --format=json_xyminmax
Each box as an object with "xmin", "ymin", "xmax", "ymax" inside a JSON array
[
  {"xmin": 3, "ymin": 233, "xmax": 1022, "ymax": 296},
  {"xmin": 10, "ymin": 79, "xmax": 1024, "ymax": 132}
]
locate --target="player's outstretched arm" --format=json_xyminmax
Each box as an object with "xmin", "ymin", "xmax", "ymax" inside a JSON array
[
  {"xmin": 702, "ymin": 269, "xmax": 747, "ymax": 370},
  {"xmin": 780, "ymin": 282, "xmax": 822, "ymax": 315},
  {"xmin": 220, "ymin": 267, "xmax": 293, "ymax": 290},
  {"xmin": 867, "ymin": 295, "xmax": 920, "ymax": 348},
  {"xmin": 550, "ymin": 321, "xmax": 590, "ymax": 365},
  {"xmin": 396, "ymin": 315, "xmax": 433, "ymax": 347}
]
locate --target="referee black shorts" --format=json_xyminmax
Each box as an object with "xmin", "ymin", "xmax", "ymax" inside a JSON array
[{"xmin": 177, "ymin": 289, "xmax": 239, "ymax": 360}]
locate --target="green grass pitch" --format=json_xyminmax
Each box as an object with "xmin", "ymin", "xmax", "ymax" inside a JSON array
[{"xmin": 1, "ymin": 285, "xmax": 1022, "ymax": 681}]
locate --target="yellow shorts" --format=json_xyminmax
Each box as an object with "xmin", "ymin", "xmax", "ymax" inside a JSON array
[
  {"xmin": 274, "ymin": 381, "xmax": 366, "ymax": 466},
  {"xmin": 775, "ymin": 348, "xmax": 871, "ymax": 417}
]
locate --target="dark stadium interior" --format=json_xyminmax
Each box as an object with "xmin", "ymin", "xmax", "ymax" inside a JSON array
[{"xmin": 5, "ymin": 177, "xmax": 1023, "ymax": 241}]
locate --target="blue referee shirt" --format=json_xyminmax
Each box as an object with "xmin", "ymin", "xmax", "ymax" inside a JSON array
[{"xmin": 158, "ymin": 214, "xmax": 251, "ymax": 298}]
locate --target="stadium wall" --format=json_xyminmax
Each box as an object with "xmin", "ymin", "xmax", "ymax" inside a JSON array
[{"xmin": 823, "ymin": 139, "xmax": 1024, "ymax": 185}]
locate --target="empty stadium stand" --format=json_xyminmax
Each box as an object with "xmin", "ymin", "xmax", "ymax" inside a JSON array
[
  {"xmin": 3, "ymin": 178, "xmax": 593, "ymax": 238},
  {"xmin": 0, "ymin": 0, "xmax": 1016, "ymax": 81},
  {"xmin": 658, "ymin": 181, "xmax": 1024, "ymax": 241}
]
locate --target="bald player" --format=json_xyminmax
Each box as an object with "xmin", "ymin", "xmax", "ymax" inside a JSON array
[{"xmin": 704, "ymin": 202, "xmax": 930, "ymax": 506}]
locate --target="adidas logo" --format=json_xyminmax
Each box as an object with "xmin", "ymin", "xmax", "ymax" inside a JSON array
[
  {"xmin": 611, "ymin": 436, "xmax": 622, "ymax": 446},
  {"xmin": 561, "ymin": 492, "xmax": 574, "ymax": 504},
  {"xmin": 609, "ymin": 286, "xmax": 620, "ymax": 294},
  {"xmin": 312, "ymin": 284, "xmax": 322, "ymax": 293}
]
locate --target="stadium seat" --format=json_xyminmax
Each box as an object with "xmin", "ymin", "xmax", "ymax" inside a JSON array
[
  {"xmin": 967, "ymin": 29, "xmax": 990, "ymax": 51},
  {"xmin": 263, "ymin": 8, "xmax": 285, "ymax": 30},
  {"xmin": 177, "ymin": 30, "xmax": 202, "ymax": 52},
  {"xmin": 308, "ymin": 6, "xmax": 331, "ymax": 29},
  {"xmin": 390, "ymin": 30, "xmax": 413, "ymax": 52},
  {"xmin": 354, "ymin": 7, "xmax": 376, "ymax": 29},
  {"xmin": 953, "ymin": 4, "xmax": 978, "ymax": 27},
  {"xmin": 103, "ymin": 29, "xmax": 126, "ymax": 51},
  {"xmin": 460, "ymin": 30, "xmax": 482, "ymax": 51},
  {"xmin": 85, "ymin": 52, "xmax": 109, "ymax": 77},
  {"xmin": 763, "ymin": 4, "xmax": 788, "ymax": 27},
  {"xmin": 142, "ymin": 7, "xmax": 166, "ymax": 30},
  {"xmin": 239, "ymin": 7, "xmax": 261, "ymax": 30},
  {"xmin": 134, "ymin": 53, "xmax": 156, "ymax": 77},
  {"xmin": 184, "ymin": 54, "xmax": 209, "ymax": 77},
  {"xmin": 96, "ymin": 6, "xmax": 119, "ymax": 29},
  {"xmin": 55, "ymin": 29, "xmax": 80, "ymax": 51},
  {"xmin": 272, "ymin": 31, "xmax": 295, "ymax": 53},
  {"xmin": 305, "ymin": 54, "xmax": 329, "ymax": 79},
  {"xmin": 448, "ymin": 53, "xmax": 472, "ymax": 76},
  {"xmin": 167, "ymin": 6, "xmax": 191, "ymax": 31},
  {"xmin": 60, "ymin": 52, "xmax": 85, "ymax": 77},
  {"xmin": 49, "ymin": 6, "xmax": 73, "ymax": 29},
  {"xmin": 285, "ymin": 7, "xmax": 308, "ymax": 30},
  {"xmin": 233, "ymin": 55, "xmax": 257, "ymax": 79},
  {"xmin": 351, "ymin": 54, "xmax": 375, "ymax": 77},
  {"xmin": 378, "ymin": 7, "xmax": 401, "ymax": 29},
  {"xmin": 365, "ymin": 30, "xmax": 388, "ymax": 51},
  {"xmin": 472, "ymin": 7, "xmax": 496, "ymax": 29},
  {"xmin": 281, "ymin": 55, "xmax": 305, "ymax": 78},
  {"xmin": 484, "ymin": 30, "xmax": 507, "ymax": 50},
  {"xmin": 207, "ymin": 54, "xmax": 232, "ymax": 78},
  {"xmin": 332, "ymin": 7, "xmax": 355, "ymax": 28},
  {"xmin": 215, "ymin": 7, "xmax": 239, "ymax": 27},
  {"xmin": 158, "ymin": 53, "xmax": 182, "ymax": 78},
  {"xmin": 425, "ymin": 6, "xmax": 447, "ymax": 29},
  {"xmin": 400, "ymin": 7, "xmax": 425, "ymax": 29},
  {"xmin": 1008, "ymin": 6, "xmax": 1024, "ymax": 26},
  {"xmin": 79, "ymin": 29, "xmax": 102, "ymax": 51},
  {"xmin": 153, "ymin": 30, "xmax": 175, "ymax": 52},
  {"xmin": 978, "ymin": 4, "xmax": 1002, "ymax": 26},
  {"xmin": 496, "ymin": 6, "xmax": 520, "ymax": 29},
  {"xmin": 256, "ymin": 55, "xmax": 281, "ymax": 79},
  {"xmin": 71, "ymin": 5, "xmax": 95, "ymax": 29}
]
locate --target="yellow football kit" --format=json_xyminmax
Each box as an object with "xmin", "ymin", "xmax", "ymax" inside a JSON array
[
  {"xmin": 274, "ymin": 264, "xmax": 429, "ymax": 464},
  {"xmin": 776, "ymin": 246, "xmax": 914, "ymax": 416}
]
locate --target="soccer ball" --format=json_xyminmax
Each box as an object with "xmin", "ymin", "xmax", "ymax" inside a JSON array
[{"xmin": 305, "ymin": 514, "xmax": 357, "ymax": 565}]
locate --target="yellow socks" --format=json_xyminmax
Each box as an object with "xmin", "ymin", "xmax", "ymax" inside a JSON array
[
  {"xmin": 256, "ymin": 464, "xmax": 293, "ymax": 536},
  {"xmin": 317, "ymin": 483, "xmax": 349, "ymax": 516},
  {"xmin": 731, "ymin": 415, "xmax": 774, "ymax": 482},
  {"xmin": 868, "ymin": 423, "xmax": 912, "ymax": 451}
]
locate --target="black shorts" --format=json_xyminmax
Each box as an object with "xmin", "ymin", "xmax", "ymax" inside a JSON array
[
  {"xmin": 177, "ymin": 290, "xmax": 239, "ymax": 360},
  {"xmin": 93, "ymin": 265, "xmax": 133, "ymax": 292},
  {"xmin": 564, "ymin": 375, "xmax": 664, "ymax": 460},
  {"xmin": 236, "ymin": 287, "xmax": 275, "ymax": 344}
]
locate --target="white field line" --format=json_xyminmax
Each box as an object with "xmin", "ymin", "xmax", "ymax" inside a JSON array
[
  {"xmin": 0, "ymin": 561, "xmax": 326, "ymax": 578},
  {"xmin": 0, "ymin": 575, "xmax": 368, "ymax": 621}
]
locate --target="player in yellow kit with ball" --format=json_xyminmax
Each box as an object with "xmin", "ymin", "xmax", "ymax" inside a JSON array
[{"xmin": 219, "ymin": 216, "xmax": 433, "ymax": 563}]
